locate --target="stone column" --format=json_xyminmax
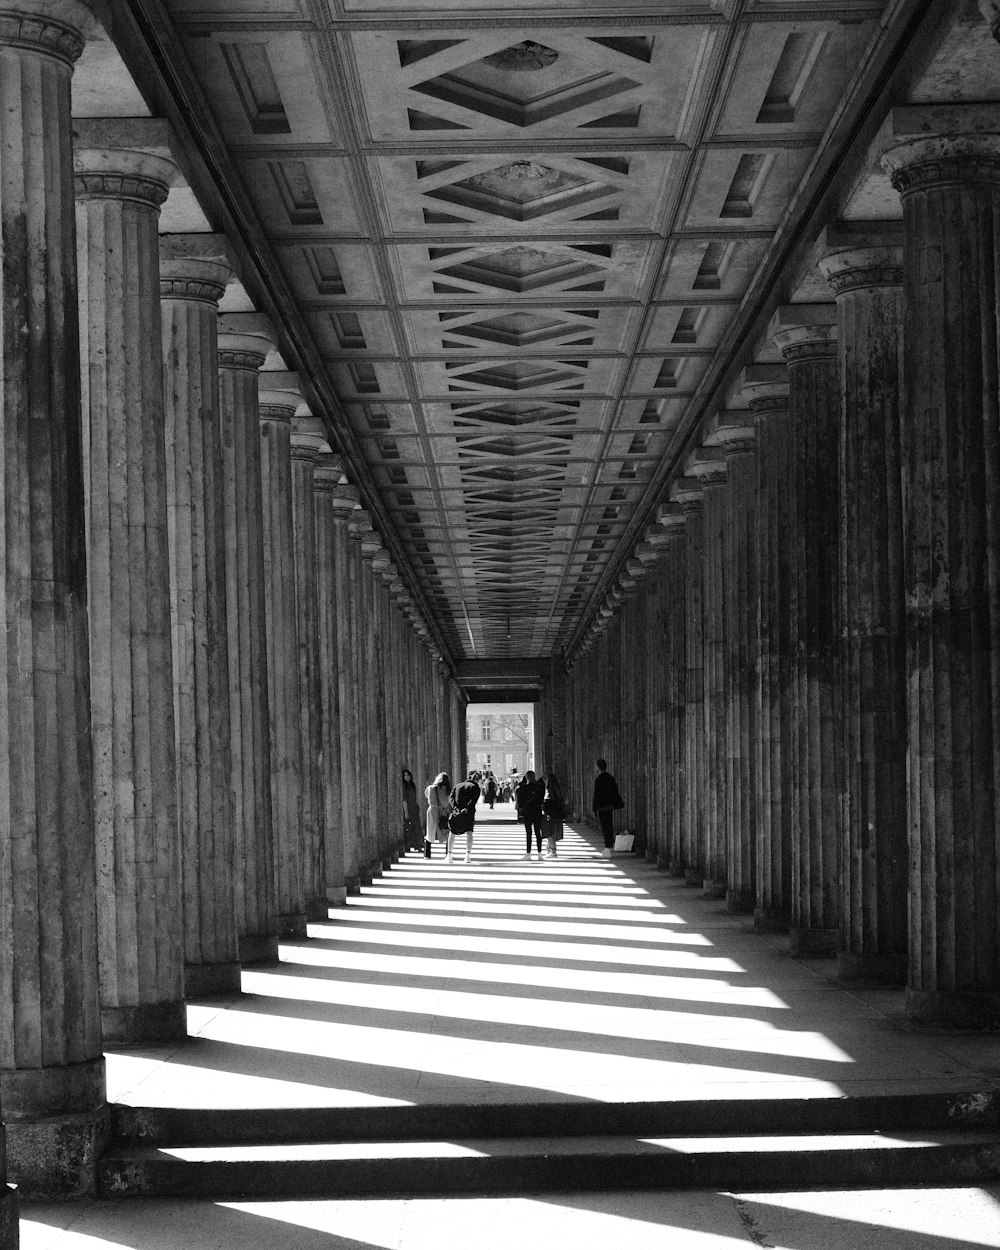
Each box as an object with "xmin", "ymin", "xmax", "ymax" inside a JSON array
[
  {"xmin": 742, "ymin": 367, "xmax": 794, "ymax": 932},
  {"xmin": 707, "ymin": 413, "xmax": 759, "ymax": 914},
  {"xmin": 258, "ymin": 372, "xmax": 306, "ymax": 937},
  {"xmin": 818, "ymin": 232, "xmax": 908, "ymax": 985},
  {"xmin": 771, "ymin": 307, "xmax": 842, "ymax": 957},
  {"xmin": 328, "ymin": 484, "xmax": 362, "ymax": 890},
  {"xmin": 0, "ymin": 0, "xmax": 108, "ymax": 1201},
  {"xmin": 689, "ymin": 452, "xmax": 728, "ymax": 898},
  {"xmin": 654, "ymin": 507, "xmax": 688, "ymax": 874},
  {"xmin": 313, "ymin": 458, "xmax": 349, "ymax": 903},
  {"xmin": 75, "ymin": 120, "xmax": 184, "ymax": 1043},
  {"xmin": 160, "ymin": 236, "xmax": 240, "ymax": 996},
  {"xmin": 670, "ymin": 477, "xmax": 705, "ymax": 883},
  {"xmin": 217, "ymin": 314, "xmax": 277, "ymax": 963},
  {"xmin": 290, "ymin": 416, "xmax": 327, "ymax": 921},
  {"xmin": 880, "ymin": 111, "xmax": 1000, "ymax": 1026}
]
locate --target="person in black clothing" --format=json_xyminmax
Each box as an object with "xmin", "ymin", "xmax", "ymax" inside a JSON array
[
  {"xmin": 448, "ymin": 772, "xmax": 481, "ymax": 864},
  {"xmin": 592, "ymin": 758, "xmax": 623, "ymax": 858},
  {"xmin": 515, "ymin": 769, "xmax": 546, "ymax": 860},
  {"xmin": 485, "ymin": 775, "xmax": 497, "ymax": 809}
]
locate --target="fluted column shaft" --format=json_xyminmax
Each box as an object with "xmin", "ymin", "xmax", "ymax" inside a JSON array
[
  {"xmin": 0, "ymin": 0, "xmax": 106, "ymax": 1201},
  {"xmin": 290, "ymin": 422, "xmax": 326, "ymax": 920},
  {"xmin": 680, "ymin": 495, "xmax": 705, "ymax": 882},
  {"xmin": 75, "ymin": 127, "xmax": 184, "ymax": 1044},
  {"xmin": 332, "ymin": 492, "xmax": 362, "ymax": 889},
  {"xmin": 882, "ymin": 126, "xmax": 1000, "ymax": 1026},
  {"xmin": 258, "ymin": 381, "xmax": 306, "ymax": 936},
  {"xmin": 313, "ymin": 468, "xmax": 352, "ymax": 903},
  {"xmin": 720, "ymin": 429, "xmax": 758, "ymax": 914},
  {"xmin": 656, "ymin": 517, "xmax": 687, "ymax": 873},
  {"xmin": 820, "ymin": 243, "xmax": 908, "ymax": 984},
  {"xmin": 217, "ymin": 317, "xmax": 276, "ymax": 962},
  {"xmin": 746, "ymin": 375, "xmax": 794, "ymax": 931},
  {"xmin": 773, "ymin": 315, "xmax": 842, "ymax": 957},
  {"xmin": 699, "ymin": 466, "xmax": 728, "ymax": 897},
  {"xmin": 159, "ymin": 239, "xmax": 239, "ymax": 996}
]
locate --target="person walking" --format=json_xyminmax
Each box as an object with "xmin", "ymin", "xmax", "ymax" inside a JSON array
[
  {"xmin": 485, "ymin": 775, "xmax": 497, "ymax": 809},
  {"xmin": 541, "ymin": 772, "xmax": 565, "ymax": 859},
  {"xmin": 592, "ymin": 758, "xmax": 624, "ymax": 858},
  {"xmin": 402, "ymin": 768, "xmax": 422, "ymax": 851},
  {"xmin": 448, "ymin": 771, "xmax": 481, "ymax": 864},
  {"xmin": 424, "ymin": 772, "xmax": 451, "ymax": 859},
  {"xmin": 515, "ymin": 769, "xmax": 546, "ymax": 860}
]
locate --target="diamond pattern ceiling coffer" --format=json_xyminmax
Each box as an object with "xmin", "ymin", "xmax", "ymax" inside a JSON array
[
  {"xmin": 425, "ymin": 160, "xmax": 615, "ymax": 224},
  {"xmin": 351, "ymin": 29, "xmax": 715, "ymax": 141}
]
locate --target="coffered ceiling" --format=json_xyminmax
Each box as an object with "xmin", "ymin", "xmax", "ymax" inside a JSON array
[{"xmin": 137, "ymin": 0, "xmax": 896, "ymax": 662}]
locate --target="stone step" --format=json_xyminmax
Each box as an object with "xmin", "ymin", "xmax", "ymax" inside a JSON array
[
  {"xmin": 111, "ymin": 1089, "xmax": 1000, "ymax": 1147},
  {"xmin": 98, "ymin": 1129, "xmax": 1000, "ymax": 1199}
]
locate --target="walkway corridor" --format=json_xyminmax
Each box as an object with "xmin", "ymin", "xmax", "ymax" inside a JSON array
[{"xmin": 21, "ymin": 816, "xmax": 1000, "ymax": 1250}]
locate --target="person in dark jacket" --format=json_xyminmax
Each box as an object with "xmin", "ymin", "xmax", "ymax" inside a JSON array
[
  {"xmin": 515, "ymin": 769, "xmax": 546, "ymax": 860},
  {"xmin": 485, "ymin": 775, "xmax": 497, "ymax": 809},
  {"xmin": 448, "ymin": 772, "xmax": 481, "ymax": 864},
  {"xmin": 592, "ymin": 758, "xmax": 623, "ymax": 858}
]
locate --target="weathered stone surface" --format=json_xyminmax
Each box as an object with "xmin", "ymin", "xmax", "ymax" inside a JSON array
[
  {"xmin": 328, "ymin": 485, "xmax": 362, "ymax": 891},
  {"xmin": 0, "ymin": 0, "xmax": 106, "ymax": 1202},
  {"xmin": 819, "ymin": 239, "xmax": 908, "ymax": 986},
  {"xmin": 75, "ymin": 125, "xmax": 185, "ymax": 1044},
  {"xmin": 160, "ymin": 237, "xmax": 240, "ymax": 997},
  {"xmin": 654, "ymin": 510, "xmax": 687, "ymax": 873},
  {"xmin": 259, "ymin": 373, "xmax": 307, "ymax": 938},
  {"xmin": 742, "ymin": 367, "xmax": 794, "ymax": 933},
  {"xmin": 882, "ymin": 117, "xmax": 1000, "ymax": 1027},
  {"xmin": 217, "ymin": 314, "xmax": 278, "ymax": 964},
  {"xmin": 290, "ymin": 416, "xmax": 327, "ymax": 921},
  {"xmin": 771, "ymin": 310, "xmax": 842, "ymax": 959}
]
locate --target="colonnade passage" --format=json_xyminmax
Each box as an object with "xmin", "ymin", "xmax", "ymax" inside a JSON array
[
  {"xmin": 565, "ymin": 129, "xmax": 1000, "ymax": 1031},
  {"xmin": 0, "ymin": 1, "xmax": 467, "ymax": 1211}
]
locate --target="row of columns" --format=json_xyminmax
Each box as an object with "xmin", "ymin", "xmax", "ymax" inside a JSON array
[
  {"xmin": 567, "ymin": 109, "xmax": 1000, "ymax": 1031},
  {"xmin": 0, "ymin": 2, "xmax": 462, "ymax": 1207}
]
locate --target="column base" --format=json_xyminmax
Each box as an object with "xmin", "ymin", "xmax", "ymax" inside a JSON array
[
  {"xmin": 906, "ymin": 987, "xmax": 1000, "ymax": 1030},
  {"xmin": 306, "ymin": 895, "xmax": 329, "ymax": 922},
  {"xmin": 184, "ymin": 960, "xmax": 242, "ymax": 998},
  {"xmin": 644, "ymin": 848, "xmax": 658, "ymax": 862},
  {"xmin": 345, "ymin": 876, "xmax": 361, "ymax": 894},
  {"xmin": 239, "ymin": 932, "xmax": 279, "ymax": 965},
  {"xmin": 3, "ymin": 1103, "xmax": 109, "ymax": 1201},
  {"xmin": 753, "ymin": 907, "xmax": 789, "ymax": 933},
  {"xmin": 702, "ymin": 877, "xmax": 727, "ymax": 900},
  {"xmin": 0, "ymin": 1183, "xmax": 17, "ymax": 1249},
  {"xmin": 656, "ymin": 853, "xmax": 671, "ymax": 870},
  {"xmin": 102, "ymin": 1001, "xmax": 187, "ymax": 1046},
  {"xmin": 838, "ymin": 951, "xmax": 907, "ymax": 986},
  {"xmin": 381, "ymin": 857, "xmax": 393, "ymax": 871},
  {"xmin": 666, "ymin": 857, "xmax": 685, "ymax": 876},
  {"xmin": 789, "ymin": 926, "xmax": 838, "ymax": 958},
  {"xmin": 684, "ymin": 866, "xmax": 702, "ymax": 887},
  {"xmin": 278, "ymin": 912, "xmax": 308, "ymax": 940},
  {"xmin": 359, "ymin": 871, "xmax": 375, "ymax": 887},
  {"xmin": 726, "ymin": 888, "xmax": 755, "ymax": 915},
  {"xmin": 326, "ymin": 885, "xmax": 348, "ymax": 904}
]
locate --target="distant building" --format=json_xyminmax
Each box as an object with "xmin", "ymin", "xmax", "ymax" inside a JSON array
[{"xmin": 466, "ymin": 702, "xmax": 534, "ymax": 778}]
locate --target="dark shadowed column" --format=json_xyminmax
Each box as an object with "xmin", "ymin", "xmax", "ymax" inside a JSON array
[
  {"xmin": 290, "ymin": 416, "xmax": 327, "ymax": 921},
  {"xmin": 74, "ymin": 120, "xmax": 184, "ymax": 1044},
  {"xmin": 654, "ymin": 506, "xmax": 688, "ymax": 874},
  {"xmin": 740, "ymin": 366, "xmax": 793, "ymax": 932},
  {"xmin": 0, "ymin": 0, "xmax": 108, "ymax": 1202},
  {"xmin": 258, "ymin": 372, "xmax": 306, "ymax": 938},
  {"xmin": 328, "ymin": 484, "xmax": 362, "ymax": 890},
  {"xmin": 771, "ymin": 307, "xmax": 842, "ymax": 958},
  {"xmin": 881, "ymin": 110, "xmax": 1000, "ymax": 1026},
  {"xmin": 217, "ymin": 313, "xmax": 277, "ymax": 963},
  {"xmin": 819, "ymin": 231, "xmax": 908, "ymax": 985},
  {"xmin": 159, "ymin": 235, "xmax": 240, "ymax": 997}
]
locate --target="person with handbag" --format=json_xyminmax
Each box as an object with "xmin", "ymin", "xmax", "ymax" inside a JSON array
[
  {"xmin": 423, "ymin": 772, "xmax": 451, "ymax": 859},
  {"xmin": 592, "ymin": 758, "xmax": 624, "ymax": 858},
  {"xmin": 541, "ymin": 772, "xmax": 565, "ymax": 859},
  {"xmin": 447, "ymin": 771, "xmax": 481, "ymax": 864}
]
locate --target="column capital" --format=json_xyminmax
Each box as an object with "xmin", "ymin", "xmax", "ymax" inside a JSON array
[
  {"xmin": 686, "ymin": 447, "xmax": 728, "ymax": 487},
  {"xmin": 655, "ymin": 501, "xmax": 688, "ymax": 533},
  {"xmin": 290, "ymin": 415, "xmax": 327, "ymax": 464},
  {"xmin": 324, "ymin": 482, "xmax": 362, "ymax": 514},
  {"xmin": 703, "ymin": 410, "xmax": 756, "ymax": 455},
  {"xmin": 769, "ymin": 305, "xmax": 837, "ymax": 364},
  {"xmin": 159, "ymin": 234, "xmax": 235, "ymax": 305},
  {"xmin": 258, "ymin": 371, "xmax": 301, "ymax": 422},
  {"xmin": 739, "ymin": 364, "xmax": 790, "ymax": 414},
  {"xmin": 73, "ymin": 119, "xmax": 178, "ymax": 206},
  {"xmin": 0, "ymin": 1, "xmax": 95, "ymax": 64},
  {"xmin": 815, "ymin": 223, "xmax": 904, "ymax": 294},
  {"xmin": 218, "ymin": 312, "xmax": 275, "ymax": 371},
  {"xmin": 669, "ymin": 474, "xmax": 705, "ymax": 512},
  {"xmin": 313, "ymin": 454, "xmax": 347, "ymax": 492},
  {"xmin": 875, "ymin": 105, "xmax": 1000, "ymax": 192}
]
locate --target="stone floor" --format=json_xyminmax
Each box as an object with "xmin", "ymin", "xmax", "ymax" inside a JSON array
[{"xmin": 19, "ymin": 812, "xmax": 1000, "ymax": 1248}]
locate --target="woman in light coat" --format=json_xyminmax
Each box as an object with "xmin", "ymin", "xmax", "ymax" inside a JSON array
[{"xmin": 423, "ymin": 773, "xmax": 451, "ymax": 859}]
